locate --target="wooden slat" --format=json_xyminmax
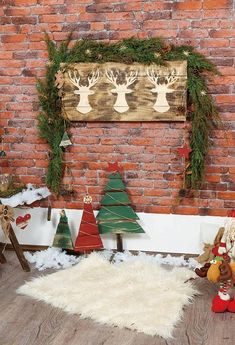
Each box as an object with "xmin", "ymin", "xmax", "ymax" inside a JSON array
[
  {"xmin": 61, "ymin": 61, "xmax": 187, "ymax": 122},
  {"xmin": 8, "ymin": 224, "xmax": 30, "ymax": 272},
  {"xmin": 104, "ymin": 178, "xmax": 126, "ymax": 191},
  {"xmin": 0, "ymin": 242, "xmax": 7, "ymax": 264},
  {"xmin": 99, "ymin": 221, "xmax": 145, "ymax": 234},
  {"xmin": 97, "ymin": 205, "xmax": 139, "ymax": 221}
]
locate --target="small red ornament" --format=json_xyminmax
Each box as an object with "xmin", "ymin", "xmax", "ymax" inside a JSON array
[
  {"xmin": 16, "ymin": 214, "xmax": 31, "ymax": 230},
  {"xmin": 177, "ymin": 144, "xmax": 192, "ymax": 159},
  {"xmin": 228, "ymin": 210, "xmax": 235, "ymax": 217},
  {"xmin": 107, "ymin": 162, "xmax": 119, "ymax": 173}
]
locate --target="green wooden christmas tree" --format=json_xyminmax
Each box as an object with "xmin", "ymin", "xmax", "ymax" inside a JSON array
[
  {"xmin": 53, "ymin": 210, "xmax": 73, "ymax": 250},
  {"xmin": 97, "ymin": 163, "xmax": 145, "ymax": 252}
]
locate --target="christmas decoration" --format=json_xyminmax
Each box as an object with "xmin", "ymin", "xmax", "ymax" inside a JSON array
[
  {"xmin": 228, "ymin": 209, "xmax": 235, "ymax": 218},
  {"xmin": 0, "ymin": 150, "xmax": 6, "ymax": 157},
  {"xmin": 63, "ymin": 61, "xmax": 186, "ymax": 120},
  {"xmin": 177, "ymin": 143, "xmax": 192, "ymax": 159},
  {"xmin": 0, "ymin": 174, "xmax": 11, "ymax": 193},
  {"xmin": 196, "ymin": 227, "xmax": 224, "ymax": 264},
  {"xmin": 183, "ymin": 50, "xmax": 190, "ymax": 56},
  {"xmin": 195, "ymin": 217, "xmax": 235, "ymax": 313},
  {"xmin": 59, "ymin": 131, "xmax": 72, "ymax": 148},
  {"xmin": 97, "ymin": 164, "xmax": 145, "ymax": 252},
  {"xmin": 60, "ymin": 164, "xmax": 76, "ymax": 196},
  {"xmin": 0, "ymin": 137, "xmax": 10, "ymax": 193},
  {"xmin": 0, "ymin": 205, "xmax": 14, "ymax": 238},
  {"xmin": 74, "ymin": 195, "xmax": 103, "ymax": 253},
  {"xmin": 55, "ymin": 69, "xmax": 65, "ymax": 93},
  {"xmin": 0, "ymin": 136, "xmax": 6, "ymax": 157},
  {"xmin": 0, "ymin": 204, "xmax": 30, "ymax": 271},
  {"xmin": 53, "ymin": 210, "xmax": 73, "ymax": 250},
  {"xmin": 16, "ymin": 214, "xmax": 31, "ymax": 230},
  {"xmin": 107, "ymin": 162, "xmax": 119, "ymax": 173},
  {"xmin": 38, "ymin": 34, "xmax": 220, "ymax": 193}
]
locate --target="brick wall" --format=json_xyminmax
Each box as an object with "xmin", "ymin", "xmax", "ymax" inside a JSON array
[{"xmin": 0, "ymin": 0, "xmax": 235, "ymax": 216}]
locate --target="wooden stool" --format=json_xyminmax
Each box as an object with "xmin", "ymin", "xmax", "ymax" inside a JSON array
[{"xmin": 0, "ymin": 224, "xmax": 30, "ymax": 272}]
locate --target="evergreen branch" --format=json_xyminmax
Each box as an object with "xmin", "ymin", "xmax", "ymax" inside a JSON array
[{"xmin": 37, "ymin": 34, "xmax": 220, "ymax": 196}]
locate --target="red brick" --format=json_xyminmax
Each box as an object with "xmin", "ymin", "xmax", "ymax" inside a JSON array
[
  {"xmin": 4, "ymin": 7, "xmax": 31, "ymax": 16},
  {"xmin": 122, "ymin": 2, "xmax": 142, "ymax": 11},
  {"xmin": 0, "ymin": 68, "xmax": 22, "ymax": 76},
  {"xmin": 172, "ymin": 10, "xmax": 201, "ymax": 19},
  {"xmin": 206, "ymin": 175, "xmax": 221, "ymax": 183},
  {"xmin": 179, "ymin": 29, "xmax": 209, "ymax": 39},
  {"xmin": 2, "ymin": 43, "xmax": 29, "ymax": 51},
  {"xmin": 216, "ymin": 95, "xmax": 235, "ymax": 103},
  {"xmin": 203, "ymin": 0, "xmax": 232, "ymax": 9},
  {"xmin": 0, "ymin": 60, "xmax": 24, "ymax": 68},
  {"xmin": 40, "ymin": 14, "xmax": 65, "ymax": 23},
  {"xmin": 143, "ymin": 20, "xmax": 171, "ymax": 30},
  {"xmin": 107, "ymin": 21, "xmax": 136, "ymax": 31},
  {"xmin": 0, "ymin": 25, "xmax": 17, "ymax": 34},
  {"xmin": 203, "ymin": 9, "xmax": 231, "ymax": 18},
  {"xmin": 218, "ymin": 192, "xmax": 235, "ymax": 200},
  {"xmin": 210, "ymin": 29, "xmax": 235, "ymax": 38},
  {"xmin": 200, "ymin": 39, "xmax": 229, "ymax": 47},
  {"xmin": 175, "ymin": 0, "xmax": 202, "ymax": 10},
  {"xmin": 143, "ymin": 2, "xmax": 172, "ymax": 11},
  {"xmin": 13, "ymin": 0, "xmax": 38, "ymax": 4},
  {"xmin": 0, "ymin": 51, "xmax": 13, "ymax": 59},
  {"xmin": 103, "ymin": 12, "xmax": 133, "ymax": 21},
  {"xmin": 90, "ymin": 22, "xmax": 105, "ymax": 31},
  {"xmin": 20, "ymin": 175, "xmax": 43, "ymax": 184},
  {"xmin": 207, "ymin": 209, "xmax": 228, "ymax": 216},
  {"xmin": 144, "ymin": 190, "xmax": 170, "ymax": 197}
]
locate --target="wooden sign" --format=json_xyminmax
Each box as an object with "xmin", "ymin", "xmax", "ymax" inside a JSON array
[{"xmin": 60, "ymin": 61, "xmax": 187, "ymax": 121}]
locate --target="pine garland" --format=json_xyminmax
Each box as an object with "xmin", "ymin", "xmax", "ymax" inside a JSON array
[{"xmin": 37, "ymin": 35, "xmax": 220, "ymax": 193}]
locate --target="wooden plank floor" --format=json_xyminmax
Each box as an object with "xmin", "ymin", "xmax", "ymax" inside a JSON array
[{"xmin": 1, "ymin": 251, "xmax": 235, "ymax": 345}]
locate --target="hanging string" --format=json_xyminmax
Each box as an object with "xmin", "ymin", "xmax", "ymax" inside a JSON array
[
  {"xmin": 103, "ymin": 192, "xmax": 131, "ymax": 207},
  {"xmin": 99, "ymin": 205, "xmax": 138, "ymax": 222},
  {"xmin": 78, "ymin": 230, "xmax": 101, "ymax": 238},
  {"xmin": 98, "ymin": 223, "xmax": 143, "ymax": 231}
]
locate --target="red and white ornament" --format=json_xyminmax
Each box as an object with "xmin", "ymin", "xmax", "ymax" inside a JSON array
[{"xmin": 16, "ymin": 214, "xmax": 31, "ymax": 230}]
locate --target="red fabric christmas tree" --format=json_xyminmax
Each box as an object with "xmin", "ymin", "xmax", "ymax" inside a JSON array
[{"xmin": 74, "ymin": 195, "xmax": 103, "ymax": 252}]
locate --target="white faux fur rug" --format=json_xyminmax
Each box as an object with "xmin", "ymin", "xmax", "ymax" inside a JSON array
[{"xmin": 17, "ymin": 253, "xmax": 197, "ymax": 339}]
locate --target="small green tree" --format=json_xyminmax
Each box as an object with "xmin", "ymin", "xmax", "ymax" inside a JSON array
[
  {"xmin": 97, "ymin": 169, "xmax": 145, "ymax": 252},
  {"xmin": 53, "ymin": 210, "xmax": 73, "ymax": 250}
]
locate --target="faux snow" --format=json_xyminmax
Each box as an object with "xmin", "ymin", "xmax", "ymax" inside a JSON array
[
  {"xmin": 111, "ymin": 250, "xmax": 198, "ymax": 269},
  {"xmin": 0, "ymin": 184, "xmax": 51, "ymax": 207},
  {"xmin": 26, "ymin": 248, "xmax": 198, "ymax": 271},
  {"xmin": 25, "ymin": 247, "xmax": 81, "ymax": 271}
]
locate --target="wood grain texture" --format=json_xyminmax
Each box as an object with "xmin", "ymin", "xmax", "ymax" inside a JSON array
[
  {"xmin": 61, "ymin": 61, "xmax": 187, "ymax": 122},
  {"xmin": 0, "ymin": 251, "xmax": 235, "ymax": 345}
]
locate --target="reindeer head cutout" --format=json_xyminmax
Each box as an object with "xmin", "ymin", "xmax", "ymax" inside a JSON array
[{"xmin": 68, "ymin": 69, "xmax": 100, "ymax": 114}]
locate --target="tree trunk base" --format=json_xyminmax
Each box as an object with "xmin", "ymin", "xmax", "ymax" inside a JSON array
[{"xmin": 116, "ymin": 233, "xmax": 123, "ymax": 252}]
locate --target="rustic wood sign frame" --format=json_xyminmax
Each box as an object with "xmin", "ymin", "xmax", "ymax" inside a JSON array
[{"xmin": 60, "ymin": 61, "xmax": 187, "ymax": 122}]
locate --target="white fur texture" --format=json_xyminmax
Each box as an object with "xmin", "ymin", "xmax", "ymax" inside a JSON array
[{"xmin": 17, "ymin": 253, "xmax": 197, "ymax": 339}]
